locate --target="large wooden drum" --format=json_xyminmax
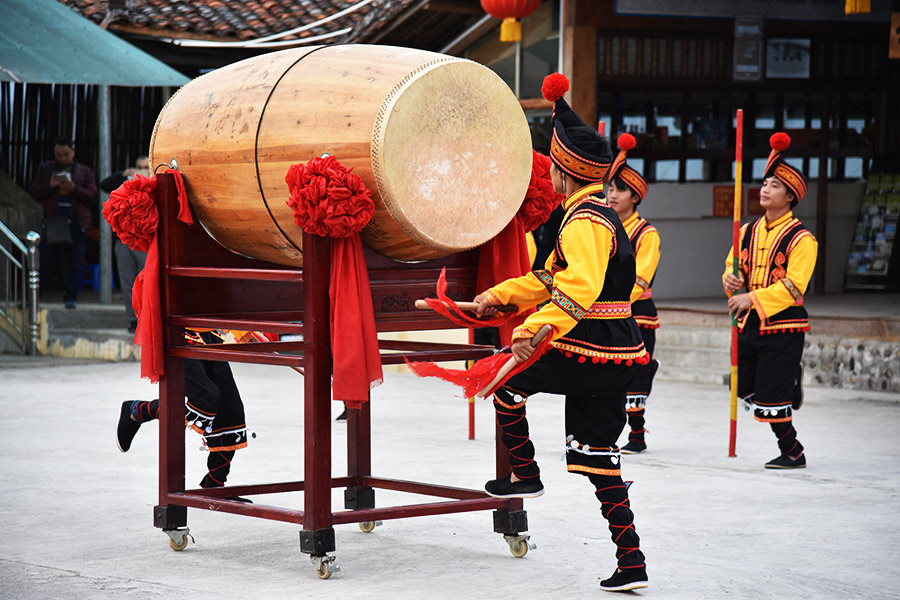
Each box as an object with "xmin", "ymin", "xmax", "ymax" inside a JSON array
[{"xmin": 149, "ymin": 45, "xmax": 532, "ymax": 266}]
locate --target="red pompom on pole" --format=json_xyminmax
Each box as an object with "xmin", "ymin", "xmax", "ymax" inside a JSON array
[
  {"xmin": 541, "ymin": 73, "xmax": 569, "ymax": 102},
  {"xmin": 769, "ymin": 132, "xmax": 791, "ymax": 152},
  {"xmin": 617, "ymin": 133, "xmax": 637, "ymax": 152}
]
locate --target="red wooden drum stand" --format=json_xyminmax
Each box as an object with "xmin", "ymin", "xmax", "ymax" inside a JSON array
[{"xmin": 150, "ymin": 173, "xmax": 533, "ymax": 577}]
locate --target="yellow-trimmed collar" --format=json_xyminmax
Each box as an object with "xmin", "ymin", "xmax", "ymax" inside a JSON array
[
  {"xmin": 621, "ymin": 211, "xmax": 640, "ymax": 229},
  {"xmin": 562, "ymin": 183, "xmax": 605, "ymax": 211},
  {"xmin": 765, "ymin": 210, "xmax": 793, "ymax": 231}
]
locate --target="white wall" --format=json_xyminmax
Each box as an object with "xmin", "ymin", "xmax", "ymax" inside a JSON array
[{"xmin": 637, "ymin": 182, "xmax": 865, "ymax": 299}]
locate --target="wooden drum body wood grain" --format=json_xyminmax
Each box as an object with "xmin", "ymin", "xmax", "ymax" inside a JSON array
[{"xmin": 149, "ymin": 45, "xmax": 532, "ymax": 266}]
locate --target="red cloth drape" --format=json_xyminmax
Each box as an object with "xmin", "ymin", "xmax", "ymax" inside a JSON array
[
  {"xmin": 102, "ymin": 170, "xmax": 191, "ymax": 383},
  {"xmin": 285, "ymin": 156, "xmax": 382, "ymax": 406},
  {"xmin": 133, "ymin": 170, "xmax": 191, "ymax": 382},
  {"xmin": 475, "ymin": 215, "xmax": 533, "ymax": 346},
  {"xmin": 329, "ymin": 236, "xmax": 383, "ymax": 409}
]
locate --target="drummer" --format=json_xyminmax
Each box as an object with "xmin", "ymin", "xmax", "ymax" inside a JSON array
[{"xmin": 472, "ymin": 73, "xmax": 649, "ymax": 593}]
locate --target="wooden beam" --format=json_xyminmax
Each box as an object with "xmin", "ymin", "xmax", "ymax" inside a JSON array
[
  {"xmin": 368, "ymin": 0, "xmax": 431, "ymax": 44},
  {"xmin": 426, "ymin": 0, "xmax": 485, "ymax": 14},
  {"xmin": 440, "ymin": 14, "xmax": 499, "ymax": 55},
  {"xmin": 562, "ymin": 0, "xmax": 597, "ymax": 127}
]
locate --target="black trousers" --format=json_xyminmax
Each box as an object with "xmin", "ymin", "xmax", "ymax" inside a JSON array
[
  {"xmin": 134, "ymin": 356, "xmax": 247, "ymax": 486},
  {"xmin": 737, "ymin": 314, "xmax": 805, "ymax": 457},
  {"xmin": 492, "ymin": 348, "xmax": 645, "ymax": 570}
]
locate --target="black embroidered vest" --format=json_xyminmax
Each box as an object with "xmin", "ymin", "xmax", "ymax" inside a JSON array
[
  {"xmin": 541, "ymin": 196, "xmax": 646, "ymax": 363},
  {"xmin": 738, "ymin": 217, "xmax": 811, "ymax": 334}
]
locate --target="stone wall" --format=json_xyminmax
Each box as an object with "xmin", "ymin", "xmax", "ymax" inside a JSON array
[{"xmin": 804, "ymin": 335, "xmax": 900, "ymax": 393}]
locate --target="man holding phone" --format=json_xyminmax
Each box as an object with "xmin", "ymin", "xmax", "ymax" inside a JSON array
[{"xmin": 30, "ymin": 136, "xmax": 98, "ymax": 309}]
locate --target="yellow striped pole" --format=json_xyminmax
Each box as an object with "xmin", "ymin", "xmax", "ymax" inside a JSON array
[{"xmin": 729, "ymin": 109, "xmax": 743, "ymax": 457}]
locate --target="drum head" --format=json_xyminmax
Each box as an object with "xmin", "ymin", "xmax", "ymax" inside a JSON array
[{"xmin": 371, "ymin": 59, "xmax": 532, "ymax": 254}]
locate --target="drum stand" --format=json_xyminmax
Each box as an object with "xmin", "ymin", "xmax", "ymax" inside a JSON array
[{"xmin": 151, "ymin": 173, "xmax": 533, "ymax": 577}]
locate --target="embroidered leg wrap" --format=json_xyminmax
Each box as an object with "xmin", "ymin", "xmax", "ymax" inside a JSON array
[
  {"xmin": 627, "ymin": 410, "xmax": 646, "ymax": 443},
  {"xmin": 589, "ymin": 473, "xmax": 645, "ymax": 570},
  {"xmin": 493, "ymin": 386, "xmax": 540, "ymax": 480},
  {"xmin": 200, "ymin": 449, "xmax": 235, "ymax": 488},
  {"xmin": 130, "ymin": 399, "xmax": 159, "ymax": 423},
  {"xmin": 771, "ymin": 421, "xmax": 804, "ymax": 457}
]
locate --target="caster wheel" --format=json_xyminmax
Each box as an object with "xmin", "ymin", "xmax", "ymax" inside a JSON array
[
  {"xmin": 359, "ymin": 521, "xmax": 376, "ymax": 533},
  {"xmin": 316, "ymin": 561, "xmax": 332, "ymax": 579},
  {"xmin": 169, "ymin": 534, "xmax": 189, "ymax": 551},
  {"xmin": 509, "ymin": 540, "xmax": 528, "ymax": 558}
]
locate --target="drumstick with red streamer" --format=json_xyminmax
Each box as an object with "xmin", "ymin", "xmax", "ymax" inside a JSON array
[
  {"xmin": 474, "ymin": 324, "xmax": 552, "ymax": 398},
  {"xmin": 406, "ymin": 324, "xmax": 555, "ymax": 399}
]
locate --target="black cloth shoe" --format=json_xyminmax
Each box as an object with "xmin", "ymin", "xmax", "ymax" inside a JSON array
[
  {"xmin": 600, "ymin": 567, "xmax": 649, "ymax": 592},
  {"xmin": 335, "ymin": 405, "xmax": 348, "ymax": 422},
  {"xmin": 792, "ymin": 365, "xmax": 804, "ymax": 410},
  {"xmin": 621, "ymin": 440, "xmax": 646, "ymax": 454},
  {"xmin": 765, "ymin": 454, "xmax": 806, "ymax": 469},
  {"xmin": 484, "ymin": 474, "xmax": 544, "ymax": 498},
  {"xmin": 116, "ymin": 401, "xmax": 141, "ymax": 453}
]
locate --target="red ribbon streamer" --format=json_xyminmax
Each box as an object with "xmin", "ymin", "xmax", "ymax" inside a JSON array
[
  {"xmin": 133, "ymin": 169, "xmax": 191, "ymax": 382},
  {"xmin": 406, "ymin": 327, "xmax": 555, "ymax": 398}
]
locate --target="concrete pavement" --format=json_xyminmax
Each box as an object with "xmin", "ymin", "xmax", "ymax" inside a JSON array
[{"xmin": 1, "ymin": 358, "xmax": 899, "ymax": 599}]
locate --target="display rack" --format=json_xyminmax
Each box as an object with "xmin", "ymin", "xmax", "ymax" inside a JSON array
[
  {"xmin": 845, "ymin": 173, "xmax": 900, "ymax": 290},
  {"xmin": 150, "ymin": 173, "xmax": 533, "ymax": 577}
]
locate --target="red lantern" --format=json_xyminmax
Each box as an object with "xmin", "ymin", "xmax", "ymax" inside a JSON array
[{"xmin": 480, "ymin": 0, "xmax": 542, "ymax": 43}]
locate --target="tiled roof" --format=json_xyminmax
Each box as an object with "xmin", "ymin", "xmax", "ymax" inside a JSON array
[{"xmin": 63, "ymin": 0, "xmax": 420, "ymax": 43}]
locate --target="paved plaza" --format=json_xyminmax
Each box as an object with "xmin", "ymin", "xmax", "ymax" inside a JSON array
[{"xmin": 1, "ymin": 358, "xmax": 898, "ymax": 599}]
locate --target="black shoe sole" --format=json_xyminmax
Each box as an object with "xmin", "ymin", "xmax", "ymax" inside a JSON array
[{"xmin": 484, "ymin": 479, "xmax": 545, "ymax": 499}]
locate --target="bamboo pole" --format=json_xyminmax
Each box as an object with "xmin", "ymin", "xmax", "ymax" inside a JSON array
[{"xmin": 729, "ymin": 109, "xmax": 743, "ymax": 458}]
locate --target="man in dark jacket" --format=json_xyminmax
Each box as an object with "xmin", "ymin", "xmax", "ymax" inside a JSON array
[{"xmin": 30, "ymin": 137, "xmax": 98, "ymax": 308}]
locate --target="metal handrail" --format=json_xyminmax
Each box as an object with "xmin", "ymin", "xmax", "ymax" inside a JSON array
[{"xmin": 0, "ymin": 219, "xmax": 40, "ymax": 354}]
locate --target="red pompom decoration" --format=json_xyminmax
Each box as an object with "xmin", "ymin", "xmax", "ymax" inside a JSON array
[
  {"xmin": 518, "ymin": 151, "xmax": 564, "ymax": 232},
  {"xmin": 285, "ymin": 156, "xmax": 375, "ymax": 238},
  {"xmin": 102, "ymin": 174, "xmax": 159, "ymax": 253},
  {"xmin": 617, "ymin": 133, "xmax": 636, "ymax": 152},
  {"xmin": 770, "ymin": 132, "xmax": 791, "ymax": 152},
  {"xmin": 541, "ymin": 73, "xmax": 569, "ymax": 102}
]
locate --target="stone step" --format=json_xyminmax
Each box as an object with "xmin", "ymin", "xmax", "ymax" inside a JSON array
[
  {"xmin": 655, "ymin": 364, "xmax": 729, "ymax": 387},
  {"xmin": 655, "ymin": 325, "xmax": 732, "ymax": 349},
  {"xmin": 654, "ymin": 345, "xmax": 730, "ymax": 371},
  {"xmin": 47, "ymin": 305, "xmax": 131, "ymax": 331},
  {"xmin": 44, "ymin": 329, "xmax": 139, "ymax": 361}
]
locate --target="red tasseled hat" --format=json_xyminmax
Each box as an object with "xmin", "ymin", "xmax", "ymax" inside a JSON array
[
  {"xmin": 606, "ymin": 133, "xmax": 648, "ymax": 202},
  {"xmin": 764, "ymin": 132, "xmax": 807, "ymax": 202},
  {"xmin": 541, "ymin": 72, "xmax": 612, "ymax": 184}
]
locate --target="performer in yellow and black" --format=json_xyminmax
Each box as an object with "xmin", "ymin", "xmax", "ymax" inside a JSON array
[
  {"xmin": 116, "ymin": 328, "xmax": 251, "ymax": 497},
  {"xmin": 723, "ymin": 132, "xmax": 817, "ymax": 470},
  {"xmin": 472, "ymin": 73, "xmax": 649, "ymax": 593},
  {"xmin": 606, "ymin": 133, "xmax": 660, "ymax": 455}
]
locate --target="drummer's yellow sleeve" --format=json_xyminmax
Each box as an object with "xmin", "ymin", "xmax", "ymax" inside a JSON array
[
  {"xmin": 487, "ymin": 217, "xmax": 611, "ymax": 342},
  {"xmin": 482, "ymin": 263, "xmax": 551, "ymax": 311},
  {"xmin": 630, "ymin": 227, "xmax": 660, "ymax": 304},
  {"xmin": 749, "ymin": 235, "xmax": 817, "ymax": 319}
]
